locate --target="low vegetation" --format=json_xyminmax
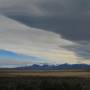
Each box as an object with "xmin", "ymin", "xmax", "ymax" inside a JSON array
[
  {"xmin": 0, "ymin": 77, "xmax": 89, "ymax": 90},
  {"xmin": 0, "ymin": 71, "xmax": 90, "ymax": 90}
]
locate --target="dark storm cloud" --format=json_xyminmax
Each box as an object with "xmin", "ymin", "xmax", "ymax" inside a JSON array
[
  {"xmin": 0, "ymin": 0, "xmax": 89, "ymax": 41},
  {"xmin": 0, "ymin": 0, "xmax": 90, "ymax": 17},
  {"xmin": 7, "ymin": 15, "xmax": 90, "ymax": 41},
  {"xmin": 37, "ymin": 0, "xmax": 90, "ymax": 17}
]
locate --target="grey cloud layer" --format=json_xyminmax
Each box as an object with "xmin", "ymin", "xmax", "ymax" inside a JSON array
[
  {"xmin": 0, "ymin": 0, "xmax": 90, "ymax": 17},
  {"xmin": 1, "ymin": 0, "xmax": 90, "ymax": 42}
]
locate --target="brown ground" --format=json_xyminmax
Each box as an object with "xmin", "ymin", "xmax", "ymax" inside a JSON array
[{"xmin": 0, "ymin": 70, "xmax": 90, "ymax": 78}]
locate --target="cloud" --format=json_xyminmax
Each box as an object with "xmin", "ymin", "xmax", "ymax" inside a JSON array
[
  {"xmin": 62, "ymin": 41, "xmax": 90, "ymax": 62},
  {"xmin": 0, "ymin": 0, "xmax": 90, "ymax": 17},
  {"xmin": 0, "ymin": 0, "xmax": 89, "ymax": 42},
  {"xmin": 0, "ymin": 0, "xmax": 44, "ymax": 16},
  {"xmin": 0, "ymin": 0, "xmax": 90, "ymax": 42},
  {"xmin": 0, "ymin": 15, "xmax": 87, "ymax": 64},
  {"xmin": 0, "ymin": 0, "xmax": 90, "ymax": 65},
  {"xmin": 0, "ymin": 15, "xmax": 90, "ymax": 65},
  {"xmin": 0, "ymin": 49, "xmax": 48, "ymax": 65}
]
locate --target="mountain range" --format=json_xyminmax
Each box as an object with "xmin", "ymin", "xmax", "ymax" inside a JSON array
[{"xmin": 15, "ymin": 64, "xmax": 90, "ymax": 71}]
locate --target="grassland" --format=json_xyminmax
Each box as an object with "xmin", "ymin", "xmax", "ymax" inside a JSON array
[
  {"xmin": 0, "ymin": 70, "xmax": 90, "ymax": 90},
  {"xmin": 0, "ymin": 70, "xmax": 90, "ymax": 78}
]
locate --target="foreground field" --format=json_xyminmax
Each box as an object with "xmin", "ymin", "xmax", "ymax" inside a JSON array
[
  {"xmin": 0, "ymin": 71, "xmax": 90, "ymax": 90},
  {"xmin": 0, "ymin": 76, "xmax": 90, "ymax": 90},
  {"xmin": 0, "ymin": 70, "xmax": 90, "ymax": 78}
]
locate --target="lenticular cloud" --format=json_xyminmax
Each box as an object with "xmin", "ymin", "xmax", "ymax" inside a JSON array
[{"xmin": 0, "ymin": 15, "xmax": 89, "ymax": 65}]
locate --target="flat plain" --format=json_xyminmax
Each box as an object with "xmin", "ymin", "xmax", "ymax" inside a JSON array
[
  {"xmin": 0, "ymin": 70, "xmax": 90, "ymax": 78},
  {"xmin": 0, "ymin": 70, "xmax": 90, "ymax": 90}
]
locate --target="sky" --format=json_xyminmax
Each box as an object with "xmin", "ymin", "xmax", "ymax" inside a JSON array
[{"xmin": 0, "ymin": 0, "xmax": 90, "ymax": 66}]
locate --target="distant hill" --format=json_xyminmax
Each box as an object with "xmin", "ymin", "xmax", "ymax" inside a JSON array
[{"xmin": 15, "ymin": 64, "xmax": 90, "ymax": 71}]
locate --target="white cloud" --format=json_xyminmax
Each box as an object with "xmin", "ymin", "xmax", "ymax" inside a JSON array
[{"xmin": 0, "ymin": 15, "xmax": 89, "ymax": 64}]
